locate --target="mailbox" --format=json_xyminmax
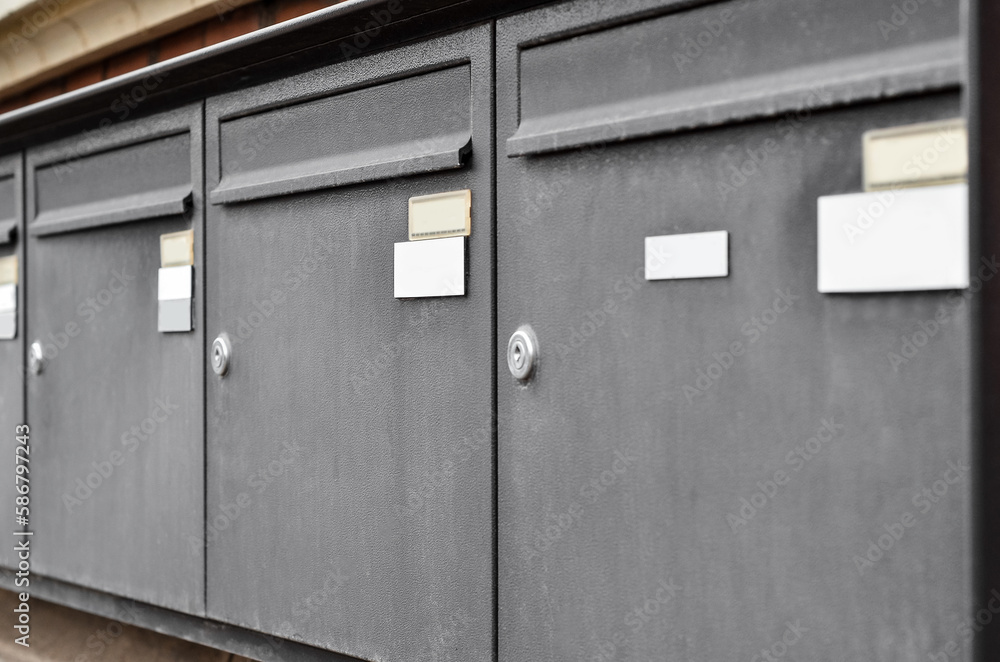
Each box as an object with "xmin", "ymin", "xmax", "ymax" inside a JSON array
[
  {"xmin": 497, "ymin": 1, "xmax": 968, "ymax": 661},
  {"xmin": 27, "ymin": 104, "xmax": 205, "ymax": 614},
  {"xmin": 204, "ymin": 27, "xmax": 494, "ymax": 661},
  {"xmin": 0, "ymin": 153, "xmax": 23, "ymax": 571}
]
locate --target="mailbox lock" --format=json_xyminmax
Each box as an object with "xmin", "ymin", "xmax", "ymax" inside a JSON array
[
  {"xmin": 28, "ymin": 341, "xmax": 44, "ymax": 375},
  {"xmin": 507, "ymin": 325, "xmax": 538, "ymax": 382},
  {"xmin": 211, "ymin": 333, "xmax": 232, "ymax": 377}
]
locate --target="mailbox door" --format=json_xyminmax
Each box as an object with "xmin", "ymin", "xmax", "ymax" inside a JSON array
[
  {"xmin": 27, "ymin": 105, "xmax": 204, "ymax": 614},
  {"xmin": 205, "ymin": 27, "xmax": 494, "ymax": 661},
  {"xmin": 497, "ymin": 1, "xmax": 969, "ymax": 661},
  {"xmin": 0, "ymin": 153, "xmax": 23, "ymax": 571}
]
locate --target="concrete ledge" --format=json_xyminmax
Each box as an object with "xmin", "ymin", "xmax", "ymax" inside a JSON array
[
  {"xmin": 0, "ymin": 0, "xmax": 257, "ymax": 98},
  {"xmin": 0, "ymin": 572, "xmax": 361, "ymax": 662},
  {"xmin": 0, "ymin": 587, "xmax": 235, "ymax": 662}
]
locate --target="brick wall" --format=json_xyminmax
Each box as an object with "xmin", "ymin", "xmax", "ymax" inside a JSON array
[{"xmin": 0, "ymin": 0, "xmax": 346, "ymax": 115}]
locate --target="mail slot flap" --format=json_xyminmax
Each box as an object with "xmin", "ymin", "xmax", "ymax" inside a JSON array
[
  {"xmin": 506, "ymin": 0, "xmax": 961, "ymax": 156},
  {"xmin": 30, "ymin": 185, "xmax": 191, "ymax": 237},
  {"xmin": 0, "ymin": 174, "xmax": 14, "ymax": 224},
  {"xmin": 31, "ymin": 132, "xmax": 192, "ymax": 236},
  {"xmin": 211, "ymin": 64, "xmax": 472, "ymax": 204},
  {"xmin": 0, "ymin": 219, "xmax": 15, "ymax": 245},
  {"xmin": 0, "ymin": 173, "xmax": 15, "ymax": 245}
]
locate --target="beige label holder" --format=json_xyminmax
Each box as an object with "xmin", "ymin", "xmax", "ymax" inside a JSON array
[{"xmin": 863, "ymin": 118, "xmax": 967, "ymax": 192}]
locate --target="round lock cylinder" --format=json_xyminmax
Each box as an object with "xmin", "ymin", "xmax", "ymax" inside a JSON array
[
  {"xmin": 507, "ymin": 325, "xmax": 538, "ymax": 382},
  {"xmin": 212, "ymin": 333, "xmax": 232, "ymax": 376},
  {"xmin": 28, "ymin": 341, "xmax": 44, "ymax": 375}
]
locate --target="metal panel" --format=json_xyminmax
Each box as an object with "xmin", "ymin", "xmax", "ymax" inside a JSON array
[
  {"xmin": 497, "ymin": 1, "xmax": 970, "ymax": 661},
  {"xmin": 26, "ymin": 105, "xmax": 204, "ymax": 614},
  {"xmin": 205, "ymin": 27, "xmax": 493, "ymax": 661},
  {"xmin": 0, "ymin": 152, "xmax": 24, "ymax": 571},
  {"xmin": 970, "ymin": 1, "xmax": 1000, "ymax": 659}
]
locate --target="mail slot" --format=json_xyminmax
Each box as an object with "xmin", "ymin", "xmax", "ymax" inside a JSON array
[
  {"xmin": 497, "ymin": 1, "xmax": 968, "ymax": 660},
  {"xmin": 0, "ymin": 153, "xmax": 23, "ymax": 571},
  {"xmin": 27, "ymin": 104, "xmax": 204, "ymax": 614},
  {"xmin": 204, "ymin": 27, "xmax": 493, "ymax": 661}
]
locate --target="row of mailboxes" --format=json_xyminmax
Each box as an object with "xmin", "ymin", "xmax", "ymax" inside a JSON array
[{"xmin": 0, "ymin": 0, "xmax": 972, "ymax": 660}]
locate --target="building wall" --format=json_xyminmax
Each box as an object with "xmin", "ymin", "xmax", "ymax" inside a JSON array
[
  {"xmin": 0, "ymin": 588, "xmax": 255, "ymax": 661},
  {"xmin": 0, "ymin": 0, "xmax": 346, "ymax": 114}
]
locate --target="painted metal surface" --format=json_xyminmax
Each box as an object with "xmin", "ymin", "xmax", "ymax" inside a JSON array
[
  {"xmin": 0, "ymin": 153, "xmax": 23, "ymax": 571},
  {"xmin": 25, "ymin": 105, "xmax": 205, "ymax": 615},
  {"xmin": 0, "ymin": 0, "xmax": 984, "ymax": 658},
  {"xmin": 204, "ymin": 27, "xmax": 494, "ymax": 662},
  {"xmin": 497, "ymin": 1, "xmax": 970, "ymax": 660}
]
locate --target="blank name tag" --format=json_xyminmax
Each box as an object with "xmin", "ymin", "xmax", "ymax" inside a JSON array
[
  {"xmin": 394, "ymin": 236, "xmax": 465, "ymax": 298},
  {"xmin": 158, "ymin": 265, "xmax": 193, "ymax": 332},
  {"xmin": 817, "ymin": 183, "xmax": 968, "ymax": 293},
  {"xmin": 0, "ymin": 283, "xmax": 14, "ymax": 340},
  {"xmin": 645, "ymin": 231, "xmax": 729, "ymax": 281}
]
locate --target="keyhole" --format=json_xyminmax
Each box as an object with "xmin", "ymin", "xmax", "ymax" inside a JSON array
[{"xmin": 513, "ymin": 343, "xmax": 524, "ymax": 368}]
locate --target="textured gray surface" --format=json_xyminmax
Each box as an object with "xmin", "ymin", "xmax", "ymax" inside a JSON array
[
  {"xmin": 213, "ymin": 64, "xmax": 472, "ymax": 203},
  {"xmin": 497, "ymin": 0, "xmax": 970, "ymax": 660},
  {"xmin": 0, "ymin": 0, "xmax": 981, "ymax": 658},
  {"xmin": 0, "ymin": 153, "xmax": 23, "ymax": 571},
  {"xmin": 204, "ymin": 27, "xmax": 494, "ymax": 662},
  {"xmin": 26, "ymin": 104, "xmax": 205, "ymax": 615}
]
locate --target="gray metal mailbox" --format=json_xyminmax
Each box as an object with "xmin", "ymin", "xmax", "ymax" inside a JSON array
[
  {"xmin": 204, "ymin": 27, "xmax": 494, "ymax": 661},
  {"xmin": 497, "ymin": 0, "xmax": 969, "ymax": 660},
  {"xmin": 27, "ymin": 104, "xmax": 205, "ymax": 614},
  {"xmin": 0, "ymin": 152, "xmax": 23, "ymax": 571}
]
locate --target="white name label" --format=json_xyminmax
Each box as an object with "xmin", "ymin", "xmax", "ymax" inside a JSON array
[
  {"xmin": 645, "ymin": 231, "xmax": 729, "ymax": 281},
  {"xmin": 394, "ymin": 236, "xmax": 465, "ymax": 298},
  {"xmin": 817, "ymin": 183, "xmax": 968, "ymax": 293}
]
